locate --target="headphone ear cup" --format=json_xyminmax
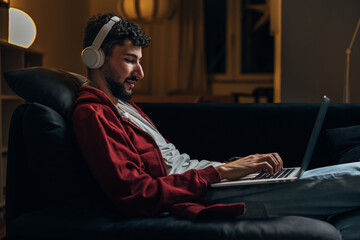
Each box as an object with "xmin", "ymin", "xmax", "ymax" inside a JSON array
[
  {"xmin": 81, "ymin": 46, "xmax": 105, "ymax": 69},
  {"xmin": 96, "ymin": 48, "xmax": 105, "ymax": 68}
]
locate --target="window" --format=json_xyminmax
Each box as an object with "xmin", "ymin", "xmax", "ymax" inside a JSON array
[{"xmin": 204, "ymin": 0, "xmax": 274, "ymax": 81}]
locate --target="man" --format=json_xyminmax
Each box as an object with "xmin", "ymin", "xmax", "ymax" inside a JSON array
[{"xmin": 73, "ymin": 13, "xmax": 360, "ymax": 219}]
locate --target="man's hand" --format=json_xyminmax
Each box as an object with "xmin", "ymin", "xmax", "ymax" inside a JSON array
[{"xmin": 215, "ymin": 153, "xmax": 283, "ymax": 180}]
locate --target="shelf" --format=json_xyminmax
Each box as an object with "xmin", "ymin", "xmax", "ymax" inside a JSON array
[
  {"xmin": 0, "ymin": 95, "xmax": 22, "ymax": 100},
  {"xmin": 1, "ymin": 146, "xmax": 7, "ymax": 154},
  {"xmin": 0, "ymin": 41, "xmax": 43, "ymax": 208},
  {"xmin": 0, "ymin": 39, "xmax": 42, "ymax": 55}
]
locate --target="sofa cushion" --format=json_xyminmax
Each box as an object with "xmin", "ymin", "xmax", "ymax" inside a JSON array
[
  {"xmin": 22, "ymin": 102, "xmax": 104, "ymax": 207},
  {"xmin": 6, "ymin": 104, "xmax": 39, "ymax": 222},
  {"xmin": 3, "ymin": 67, "xmax": 85, "ymax": 120},
  {"xmin": 330, "ymin": 208, "xmax": 360, "ymax": 240},
  {"xmin": 325, "ymin": 125, "xmax": 360, "ymax": 164},
  {"xmin": 7, "ymin": 207, "xmax": 341, "ymax": 240}
]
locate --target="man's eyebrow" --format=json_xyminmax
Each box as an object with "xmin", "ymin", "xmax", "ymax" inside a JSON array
[{"xmin": 125, "ymin": 53, "xmax": 142, "ymax": 60}]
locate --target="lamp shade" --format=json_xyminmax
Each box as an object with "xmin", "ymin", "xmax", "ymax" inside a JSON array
[
  {"xmin": 9, "ymin": 8, "xmax": 36, "ymax": 48},
  {"xmin": 117, "ymin": 0, "xmax": 175, "ymax": 22}
]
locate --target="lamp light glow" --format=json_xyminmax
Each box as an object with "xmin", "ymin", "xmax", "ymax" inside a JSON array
[
  {"xmin": 118, "ymin": 0, "xmax": 175, "ymax": 22},
  {"xmin": 9, "ymin": 8, "xmax": 36, "ymax": 48}
]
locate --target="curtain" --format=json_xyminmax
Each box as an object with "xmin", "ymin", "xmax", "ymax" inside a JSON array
[{"xmin": 137, "ymin": 0, "xmax": 207, "ymax": 95}]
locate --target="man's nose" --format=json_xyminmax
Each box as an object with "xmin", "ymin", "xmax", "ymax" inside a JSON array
[{"xmin": 134, "ymin": 63, "xmax": 144, "ymax": 79}]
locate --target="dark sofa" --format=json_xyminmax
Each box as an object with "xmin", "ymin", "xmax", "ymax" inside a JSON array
[{"xmin": 3, "ymin": 67, "xmax": 360, "ymax": 240}]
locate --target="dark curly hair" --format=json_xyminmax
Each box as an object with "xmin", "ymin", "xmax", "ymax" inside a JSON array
[{"xmin": 83, "ymin": 13, "xmax": 151, "ymax": 57}]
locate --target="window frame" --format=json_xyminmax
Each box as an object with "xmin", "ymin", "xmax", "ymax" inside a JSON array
[{"xmin": 207, "ymin": 0, "xmax": 274, "ymax": 84}]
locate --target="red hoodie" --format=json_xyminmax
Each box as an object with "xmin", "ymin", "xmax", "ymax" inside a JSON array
[{"xmin": 72, "ymin": 86, "xmax": 244, "ymax": 219}]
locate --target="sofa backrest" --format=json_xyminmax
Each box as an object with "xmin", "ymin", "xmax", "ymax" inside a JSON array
[
  {"xmin": 4, "ymin": 67, "xmax": 360, "ymax": 222},
  {"xmin": 138, "ymin": 102, "xmax": 360, "ymax": 169},
  {"xmin": 4, "ymin": 67, "xmax": 86, "ymax": 121},
  {"xmin": 4, "ymin": 68, "xmax": 105, "ymax": 222}
]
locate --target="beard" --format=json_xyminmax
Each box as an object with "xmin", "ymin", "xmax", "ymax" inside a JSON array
[{"xmin": 103, "ymin": 64, "xmax": 134, "ymax": 101}]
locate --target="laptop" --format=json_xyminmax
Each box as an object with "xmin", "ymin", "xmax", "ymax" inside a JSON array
[{"xmin": 211, "ymin": 96, "xmax": 330, "ymax": 188}]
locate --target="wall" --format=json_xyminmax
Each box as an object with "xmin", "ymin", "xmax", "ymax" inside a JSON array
[
  {"xmin": 10, "ymin": 0, "xmax": 90, "ymax": 76},
  {"xmin": 11, "ymin": 0, "xmax": 360, "ymax": 102},
  {"xmin": 281, "ymin": 0, "xmax": 360, "ymax": 103},
  {"xmin": 8, "ymin": 0, "xmax": 182, "ymax": 95}
]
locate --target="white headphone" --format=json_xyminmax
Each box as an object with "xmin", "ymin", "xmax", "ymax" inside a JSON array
[{"xmin": 81, "ymin": 16, "xmax": 121, "ymax": 69}]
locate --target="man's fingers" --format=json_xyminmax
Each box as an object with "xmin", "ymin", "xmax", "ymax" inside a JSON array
[
  {"xmin": 256, "ymin": 154, "xmax": 276, "ymax": 174},
  {"xmin": 256, "ymin": 162, "xmax": 274, "ymax": 175},
  {"xmin": 217, "ymin": 153, "xmax": 284, "ymax": 180},
  {"xmin": 255, "ymin": 153, "xmax": 283, "ymax": 174},
  {"xmin": 272, "ymin": 152, "xmax": 284, "ymax": 170},
  {"xmin": 269, "ymin": 153, "xmax": 282, "ymax": 172}
]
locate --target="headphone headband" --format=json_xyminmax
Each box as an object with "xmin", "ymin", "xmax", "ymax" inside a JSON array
[
  {"xmin": 92, "ymin": 16, "xmax": 120, "ymax": 49},
  {"xmin": 81, "ymin": 16, "xmax": 121, "ymax": 69}
]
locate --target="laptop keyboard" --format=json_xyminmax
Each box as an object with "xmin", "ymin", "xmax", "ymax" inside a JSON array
[{"xmin": 254, "ymin": 168, "xmax": 295, "ymax": 179}]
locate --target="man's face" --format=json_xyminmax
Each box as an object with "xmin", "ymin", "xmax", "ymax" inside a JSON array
[{"xmin": 102, "ymin": 40, "xmax": 144, "ymax": 101}]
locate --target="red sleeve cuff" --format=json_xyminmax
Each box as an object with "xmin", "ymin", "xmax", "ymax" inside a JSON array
[{"xmin": 197, "ymin": 166, "xmax": 221, "ymax": 185}]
